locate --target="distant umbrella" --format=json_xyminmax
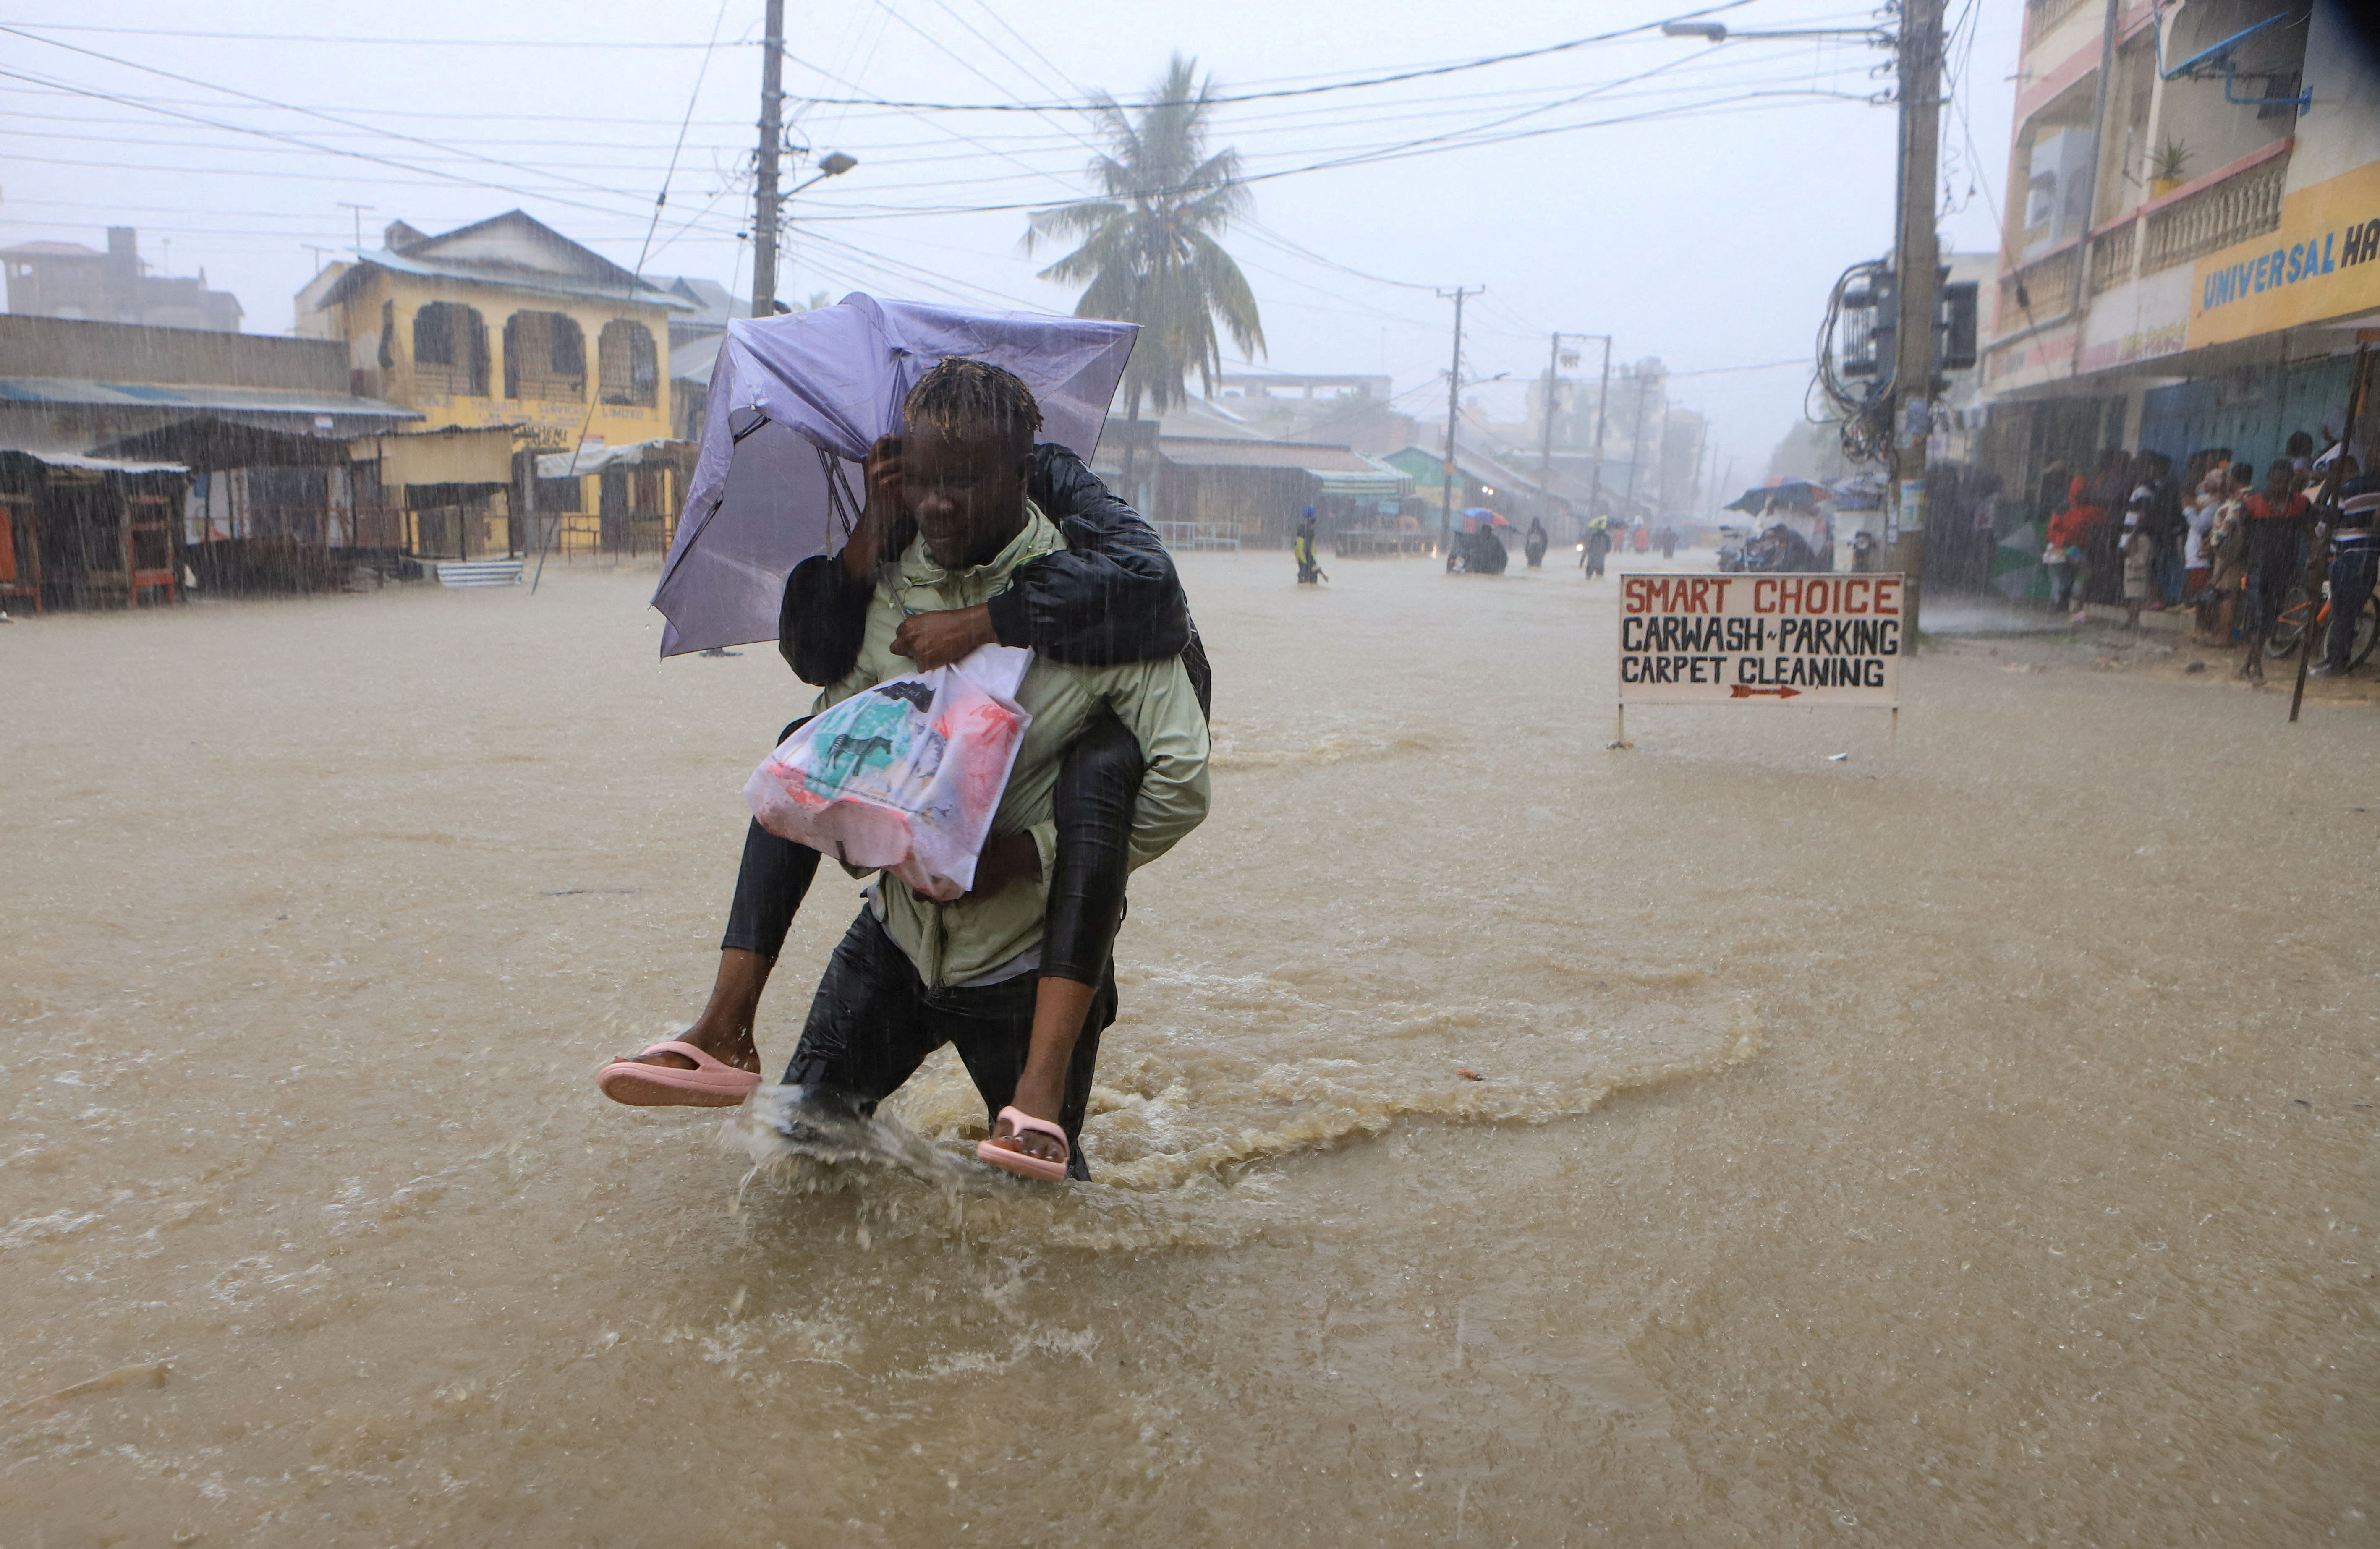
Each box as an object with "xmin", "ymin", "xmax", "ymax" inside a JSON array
[
  {"xmin": 1722, "ymin": 479, "xmax": 1833, "ymax": 513},
  {"xmin": 1990, "ymin": 515, "xmax": 2050, "ymax": 601}
]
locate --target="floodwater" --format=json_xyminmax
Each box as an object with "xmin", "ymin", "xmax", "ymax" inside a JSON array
[{"xmin": 3, "ymin": 550, "xmax": 2373, "ymax": 1547}]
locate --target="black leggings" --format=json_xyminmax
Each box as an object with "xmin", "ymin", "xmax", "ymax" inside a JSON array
[{"xmin": 720, "ymin": 711, "xmax": 1143, "ymax": 985}]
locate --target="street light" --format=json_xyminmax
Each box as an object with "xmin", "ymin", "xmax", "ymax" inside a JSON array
[
  {"xmin": 790, "ymin": 151, "xmax": 859, "ymax": 197},
  {"xmin": 762, "ymin": 152, "xmax": 859, "ymax": 313},
  {"xmin": 1661, "ymin": 19, "xmax": 1891, "ymax": 44}
]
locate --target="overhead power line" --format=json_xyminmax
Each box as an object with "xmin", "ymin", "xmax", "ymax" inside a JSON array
[
  {"xmin": 775, "ymin": 89, "xmax": 1875, "ymax": 222},
  {"xmin": 0, "ymin": 27, "xmax": 668, "ymax": 210},
  {"xmin": 0, "ymin": 3, "xmax": 1762, "ymax": 110},
  {"xmin": 771, "ymin": 1, "xmax": 1764, "ymax": 111},
  {"xmin": 0, "ymin": 21, "xmax": 748, "ymax": 47}
]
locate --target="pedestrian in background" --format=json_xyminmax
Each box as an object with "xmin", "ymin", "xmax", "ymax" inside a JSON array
[
  {"xmin": 2135, "ymin": 451, "xmax": 2184, "ymax": 609},
  {"xmin": 2198, "ymin": 462, "xmax": 2250, "ymax": 647},
  {"xmin": 2045, "ymin": 475, "xmax": 2103, "ymax": 624},
  {"xmin": 2120, "ymin": 486, "xmax": 2155, "ymax": 630},
  {"xmin": 1292, "ymin": 505, "xmax": 1322, "ymax": 585},
  {"xmin": 2238, "ymin": 462, "xmax": 2311, "ymax": 686},
  {"xmin": 1582, "ymin": 518, "xmax": 1611, "ymax": 579},
  {"xmin": 2313, "ymin": 469, "xmax": 2375, "ymax": 678},
  {"xmin": 2180, "ymin": 458, "xmax": 2223, "ymax": 604},
  {"xmin": 1524, "ymin": 516, "xmax": 1548, "ymax": 569},
  {"xmin": 2082, "ymin": 448, "xmax": 2132, "ymax": 604}
]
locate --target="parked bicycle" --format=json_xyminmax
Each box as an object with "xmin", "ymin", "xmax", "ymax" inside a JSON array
[{"xmin": 2265, "ymin": 577, "xmax": 2380, "ymax": 666}]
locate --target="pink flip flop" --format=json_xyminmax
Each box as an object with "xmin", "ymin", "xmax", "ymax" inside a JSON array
[
  {"xmin": 976, "ymin": 1106, "xmax": 1070, "ymax": 1181},
  {"xmin": 596, "ymin": 1040, "xmax": 763, "ymax": 1108}
]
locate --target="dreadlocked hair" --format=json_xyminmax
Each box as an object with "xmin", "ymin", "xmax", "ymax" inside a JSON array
[{"xmin": 903, "ymin": 357, "xmax": 1042, "ymax": 456}]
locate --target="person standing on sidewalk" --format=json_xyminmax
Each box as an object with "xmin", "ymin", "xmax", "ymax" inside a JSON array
[
  {"xmin": 2045, "ymin": 475, "xmax": 2103, "ymax": 624},
  {"xmin": 2198, "ymin": 463, "xmax": 2251, "ymax": 647},
  {"xmin": 2119, "ymin": 486, "xmax": 2155, "ymax": 630},
  {"xmin": 2238, "ymin": 463, "xmax": 2311, "ymax": 685},
  {"xmin": 2313, "ymin": 471, "xmax": 2377, "ymax": 678}
]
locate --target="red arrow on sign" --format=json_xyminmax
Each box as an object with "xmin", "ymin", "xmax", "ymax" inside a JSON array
[{"xmin": 1730, "ymin": 684, "xmax": 1802, "ymax": 700}]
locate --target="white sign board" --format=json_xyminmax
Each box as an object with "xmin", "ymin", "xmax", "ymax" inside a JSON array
[{"xmin": 1618, "ymin": 573, "xmax": 1903, "ymax": 707}]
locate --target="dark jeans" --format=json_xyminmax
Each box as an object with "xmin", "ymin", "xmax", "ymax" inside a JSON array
[
  {"xmin": 2243, "ymin": 556, "xmax": 2296, "ymax": 637},
  {"xmin": 786, "ymin": 909, "xmax": 1114, "ymax": 1179},
  {"xmin": 721, "ymin": 711, "xmax": 1143, "ymax": 986},
  {"xmin": 2325, "ymin": 540, "xmax": 2379, "ymax": 670}
]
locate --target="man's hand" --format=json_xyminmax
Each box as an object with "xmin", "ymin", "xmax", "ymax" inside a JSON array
[
  {"xmin": 890, "ymin": 604, "xmax": 996, "ymax": 669},
  {"xmin": 841, "ymin": 434, "xmax": 904, "ymax": 580}
]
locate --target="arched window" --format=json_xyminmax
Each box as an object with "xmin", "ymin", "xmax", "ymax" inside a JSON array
[
  {"xmin": 598, "ymin": 320, "xmax": 659, "ymax": 407},
  {"xmin": 503, "ymin": 311, "xmax": 586, "ymax": 402},
  {"xmin": 411, "ymin": 301, "xmax": 489, "ymax": 396}
]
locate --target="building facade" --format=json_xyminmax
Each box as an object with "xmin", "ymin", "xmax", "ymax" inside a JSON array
[
  {"xmin": 298, "ymin": 212, "xmax": 685, "ymax": 451},
  {"xmin": 1980, "ymin": 0, "xmax": 2380, "ymax": 541},
  {"xmin": 2, "ymin": 227, "xmax": 244, "ymax": 332},
  {"xmin": 296, "ymin": 212, "xmax": 692, "ymax": 554}
]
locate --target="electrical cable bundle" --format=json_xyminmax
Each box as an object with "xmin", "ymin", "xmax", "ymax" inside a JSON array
[{"xmin": 1809, "ymin": 256, "xmax": 1894, "ymax": 465}]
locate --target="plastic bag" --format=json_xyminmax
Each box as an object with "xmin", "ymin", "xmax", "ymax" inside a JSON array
[{"xmin": 745, "ymin": 645, "xmax": 1033, "ymax": 901}]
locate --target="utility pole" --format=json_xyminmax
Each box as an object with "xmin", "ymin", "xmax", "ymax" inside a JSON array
[
  {"xmin": 1543, "ymin": 332, "xmax": 1610, "ymax": 539},
  {"xmin": 1625, "ymin": 366, "xmax": 1661, "ymax": 505},
  {"xmin": 1436, "ymin": 286, "xmax": 1481, "ymax": 567},
  {"xmin": 1540, "ymin": 332, "xmax": 1564, "ymax": 477},
  {"xmin": 1887, "ymin": 0, "xmax": 1946, "ymax": 637},
  {"xmin": 1587, "ymin": 336, "xmax": 1612, "ymax": 532},
  {"xmin": 750, "ymin": 0, "xmax": 786, "ymax": 318}
]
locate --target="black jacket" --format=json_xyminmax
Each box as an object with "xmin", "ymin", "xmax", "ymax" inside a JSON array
[{"xmin": 780, "ymin": 444, "xmax": 1204, "ymax": 704}]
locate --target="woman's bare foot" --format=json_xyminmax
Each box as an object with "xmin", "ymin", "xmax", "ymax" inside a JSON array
[
  {"xmin": 624, "ymin": 948, "xmax": 770, "ymax": 1074},
  {"xmin": 981, "ymin": 976, "xmax": 1097, "ymax": 1167}
]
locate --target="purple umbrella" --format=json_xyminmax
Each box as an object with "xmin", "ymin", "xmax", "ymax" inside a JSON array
[{"xmin": 650, "ymin": 293, "xmax": 1138, "ymax": 656}]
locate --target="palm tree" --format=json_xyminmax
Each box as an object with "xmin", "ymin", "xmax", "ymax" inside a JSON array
[{"xmin": 1024, "ymin": 54, "xmax": 1265, "ymax": 420}]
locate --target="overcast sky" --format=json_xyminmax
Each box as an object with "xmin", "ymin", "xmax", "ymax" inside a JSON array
[{"xmin": 0, "ymin": 0, "xmax": 2019, "ymax": 491}]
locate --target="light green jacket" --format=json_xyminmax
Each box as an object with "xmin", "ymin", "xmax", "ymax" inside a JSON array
[{"xmin": 814, "ymin": 502, "xmax": 1212, "ymax": 987}]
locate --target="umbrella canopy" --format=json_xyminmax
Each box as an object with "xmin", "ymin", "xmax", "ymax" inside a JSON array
[
  {"xmin": 1990, "ymin": 515, "xmax": 2051, "ymax": 601},
  {"xmin": 649, "ymin": 293, "xmax": 1137, "ymax": 656},
  {"xmin": 1828, "ymin": 473, "xmax": 1887, "ymax": 512},
  {"xmin": 1458, "ymin": 507, "xmax": 1511, "ymax": 529},
  {"xmin": 1723, "ymin": 478, "xmax": 1833, "ymax": 514}
]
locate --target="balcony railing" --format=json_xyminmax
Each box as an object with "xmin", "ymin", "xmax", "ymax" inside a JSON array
[
  {"xmin": 1996, "ymin": 243, "xmax": 2079, "ymax": 338},
  {"xmin": 2025, "ymin": 0, "xmax": 2091, "ymax": 41},
  {"xmin": 2139, "ymin": 147, "xmax": 2291, "ymax": 276},
  {"xmin": 2088, "ymin": 217, "xmax": 2138, "ymax": 295}
]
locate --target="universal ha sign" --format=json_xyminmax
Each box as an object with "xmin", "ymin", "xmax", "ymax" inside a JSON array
[{"xmin": 1616, "ymin": 572, "xmax": 1902, "ymax": 742}]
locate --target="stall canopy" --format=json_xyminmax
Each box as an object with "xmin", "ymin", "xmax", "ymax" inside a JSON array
[
  {"xmin": 649, "ymin": 293, "xmax": 1136, "ymax": 657},
  {"xmin": 361, "ymin": 424, "xmax": 518, "ymax": 488},
  {"xmin": 89, "ymin": 416, "xmax": 349, "ymax": 472},
  {"xmin": 536, "ymin": 437, "xmax": 687, "ymax": 478}
]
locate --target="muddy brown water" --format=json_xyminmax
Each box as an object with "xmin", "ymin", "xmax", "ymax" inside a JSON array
[{"xmin": 2, "ymin": 552, "xmax": 2372, "ymax": 1546}]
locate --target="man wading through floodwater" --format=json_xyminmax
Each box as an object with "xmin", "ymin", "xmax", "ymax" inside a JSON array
[{"xmin": 597, "ymin": 359, "xmax": 1211, "ymax": 1181}]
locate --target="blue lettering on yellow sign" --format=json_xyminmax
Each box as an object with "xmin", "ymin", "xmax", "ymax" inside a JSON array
[{"xmin": 2202, "ymin": 215, "xmax": 2380, "ymax": 312}]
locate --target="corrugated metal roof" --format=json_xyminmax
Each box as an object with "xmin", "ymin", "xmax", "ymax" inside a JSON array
[
  {"xmin": 0, "ymin": 448, "xmax": 186, "ymax": 473},
  {"xmin": 0, "ymin": 377, "xmax": 422, "ymax": 421},
  {"xmin": 1158, "ymin": 436, "xmax": 1384, "ymax": 473},
  {"xmin": 536, "ymin": 436, "xmax": 690, "ymax": 477},
  {"xmin": 671, "ymin": 333, "xmax": 724, "ymax": 384},
  {"xmin": 322, "ymin": 250, "xmax": 694, "ymax": 313}
]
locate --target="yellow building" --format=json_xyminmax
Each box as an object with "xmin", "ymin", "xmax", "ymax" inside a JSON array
[{"xmin": 297, "ymin": 212, "xmax": 691, "ymax": 554}]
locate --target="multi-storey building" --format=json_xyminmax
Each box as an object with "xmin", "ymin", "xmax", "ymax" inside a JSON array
[
  {"xmin": 296, "ymin": 213, "xmax": 693, "ymax": 554},
  {"xmin": 1979, "ymin": 0, "xmax": 2380, "ymax": 518}
]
